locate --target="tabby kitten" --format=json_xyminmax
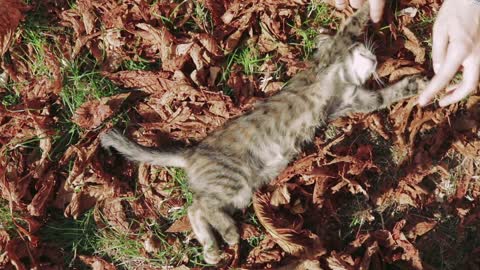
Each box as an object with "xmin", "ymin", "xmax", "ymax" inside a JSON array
[{"xmin": 101, "ymin": 3, "xmax": 427, "ymax": 264}]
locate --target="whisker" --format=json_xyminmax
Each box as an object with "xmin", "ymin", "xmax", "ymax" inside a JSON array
[
  {"xmin": 373, "ymin": 72, "xmax": 385, "ymax": 87},
  {"xmin": 367, "ymin": 36, "xmax": 378, "ymax": 53}
]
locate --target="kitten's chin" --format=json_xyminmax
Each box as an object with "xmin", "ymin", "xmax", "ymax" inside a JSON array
[{"xmin": 355, "ymin": 71, "xmax": 374, "ymax": 85}]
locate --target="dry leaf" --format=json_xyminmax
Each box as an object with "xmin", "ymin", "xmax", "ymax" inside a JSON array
[{"xmin": 79, "ymin": 255, "xmax": 117, "ymax": 270}]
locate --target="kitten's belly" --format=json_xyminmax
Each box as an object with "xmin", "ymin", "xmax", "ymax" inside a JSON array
[{"xmin": 251, "ymin": 141, "xmax": 292, "ymax": 183}]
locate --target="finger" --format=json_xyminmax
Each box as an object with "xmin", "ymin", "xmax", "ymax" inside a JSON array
[
  {"xmin": 417, "ymin": 43, "xmax": 469, "ymax": 106},
  {"xmin": 350, "ymin": 0, "xmax": 364, "ymax": 9},
  {"xmin": 335, "ymin": 0, "xmax": 348, "ymax": 9},
  {"xmin": 431, "ymin": 21, "xmax": 449, "ymax": 73},
  {"xmin": 439, "ymin": 56, "xmax": 480, "ymax": 106},
  {"xmin": 370, "ymin": 0, "xmax": 386, "ymax": 23}
]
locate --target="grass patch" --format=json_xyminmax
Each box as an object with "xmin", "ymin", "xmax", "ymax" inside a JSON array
[
  {"xmin": 0, "ymin": 199, "xmax": 18, "ymax": 236},
  {"xmin": 190, "ymin": 1, "xmax": 214, "ymax": 33},
  {"xmin": 235, "ymin": 47, "xmax": 271, "ymax": 76},
  {"xmin": 95, "ymin": 222, "xmax": 206, "ymax": 269},
  {"xmin": 1, "ymin": 90, "xmax": 21, "ymax": 107},
  {"xmin": 164, "ymin": 168, "xmax": 193, "ymax": 221},
  {"xmin": 39, "ymin": 209, "xmax": 100, "ymax": 268},
  {"xmin": 306, "ymin": 1, "xmax": 339, "ymax": 28},
  {"xmin": 291, "ymin": 1, "xmax": 339, "ymax": 59},
  {"xmin": 120, "ymin": 58, "xmax": 160, "ymax": 71},
  {"xmin": 60, "ymin": 57, "xmax": 120, "ymax": 117}
]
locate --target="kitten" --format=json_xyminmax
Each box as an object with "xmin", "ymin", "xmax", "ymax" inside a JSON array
[{"xmin": 100, "ymin": 3, "xmax": 427, "ymax": 264}]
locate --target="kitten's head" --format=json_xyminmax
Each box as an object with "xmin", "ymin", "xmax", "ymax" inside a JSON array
[{"xmin": 342, "ymin": 43, "xmax": 377, "ymax": 85}]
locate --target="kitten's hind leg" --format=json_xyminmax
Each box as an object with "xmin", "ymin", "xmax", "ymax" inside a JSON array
[
  {"xmin": 198, "ymin": 199, "xmax": 239, "ymax": 247},
  {"xmin": 188, "ymin": 202, "xmax": 221, "ymax": 264}
]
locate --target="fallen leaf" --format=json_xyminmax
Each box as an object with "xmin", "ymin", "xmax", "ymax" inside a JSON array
[
  {"xmin": 79, "ymin": 255, "xmax": 117, "ymax": 270},
  {"xmin": 166, "ymin": 216, "xmax": 192, "ymax": 233},
  {"xmin": 0, "ymin": 0, "xmax": 27, "ymax": 56},
  {"xmin": 72, "ymin": 93, "xmax": 131, "ymax": 130}
]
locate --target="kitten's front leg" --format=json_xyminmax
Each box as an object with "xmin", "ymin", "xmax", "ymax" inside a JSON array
[
  {"xmin": 350, "ymin": 76, "xmax": 429, "ymax": 114},
  {"xmin": 379, "ymin": 76, "xmax": 429, "ymax": 106}
]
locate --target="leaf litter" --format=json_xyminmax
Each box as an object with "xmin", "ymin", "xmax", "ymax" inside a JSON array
[{"xmin": 0, "ymin": 0, "xmax": 479, "ymax": 269}]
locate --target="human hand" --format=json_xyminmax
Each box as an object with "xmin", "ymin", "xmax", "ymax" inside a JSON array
[
  {"xmin": 418, "ymin": 0, "xmax": 480, "ymax": 107},
  {"xmin": 333, "ymin": 0, "xmax": 386, "ymax": 23}
]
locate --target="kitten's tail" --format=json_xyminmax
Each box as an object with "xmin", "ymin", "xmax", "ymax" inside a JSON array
[{"xmin": 100, "ymin": 129, "xmax": 187, "ymax": 168}]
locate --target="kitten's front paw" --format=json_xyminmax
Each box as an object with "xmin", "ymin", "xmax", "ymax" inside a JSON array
[{"xmin": 404, "ymin": 76, "xmax": 429, "ymax": 96}]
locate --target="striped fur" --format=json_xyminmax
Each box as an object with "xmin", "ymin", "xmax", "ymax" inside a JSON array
[{"xmin": 100, "ymin": 3, "xmax": 427, "ymax": 264}]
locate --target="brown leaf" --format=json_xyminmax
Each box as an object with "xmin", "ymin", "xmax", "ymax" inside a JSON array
[
  {"xmin": 166, "ymin": 216, "xmax": 192, "ymax": 233},
  {"xmin": 247, "ymin": 236, "xmax": 284, "ymax": 265},
  {"xmin": 270, "ymin": 184, "xmax": 291, "ymax": 206},
  {"xmin": 27, "ymin": 170, "xmax": 56, "ymax": 216},
  {"xmin": 240, "ymin": 223, "xmax": 262, "ymax": 240},
  {"xmin": 0, "ymin": 230, "xmax": 9, "ymax": 253},
  {"xmin": 389, "ymin": 66, "xmax": 424, "ymax": 82},
  {"xmin": 402, "ymin": 26, "xmax": 425, "ymax": 64},
  {"xmin": 359, "ymin": 241, "xmax": 379, "ymax": 270},
  {"xmin": 79, "ymin": 255, "xmax": 116, "ymax": 270},
  {"xmin": 253, "ymin": 192, "xmax": 325, "ymax": 256},
  {"xmin": 72, "ymin": 93, "xmax": 131, "ymax": 130},
  {"xmin": 0, "ymin": 0, "xmax": 27, "ymax": 56},
  {"xmin": 405, "ymin": 221, "xmax": 437, "ymax": 240},
  {"xmin": 377, "ymin": 58, "xmax": 413, "ymax": 78},
  {"xmin": 100, "ymin": 198, "xmax": 130, "ymax": 232},
  {"xmin": 325, "ymin": 251, "xmax": 356, "ymax": 270}
]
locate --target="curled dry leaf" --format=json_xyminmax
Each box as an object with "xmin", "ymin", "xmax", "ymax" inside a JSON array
[
  {"xmin": 253, "ymin": 192, "xmax": 325, "ymax": 256},
  {"xmin": 401, "ymin": 26, "xmax": 426, "ymax": 64},
  {"xmin": 270, "ymin": 184, "xmax": 291, "ymax": 207},
  {"xmin": 72, "ymin": 93, "xmax": 131, "ymax": 130},
  {"xmin": 247, "ymin": 236, "xmax": 283, "ymax": 265}
]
